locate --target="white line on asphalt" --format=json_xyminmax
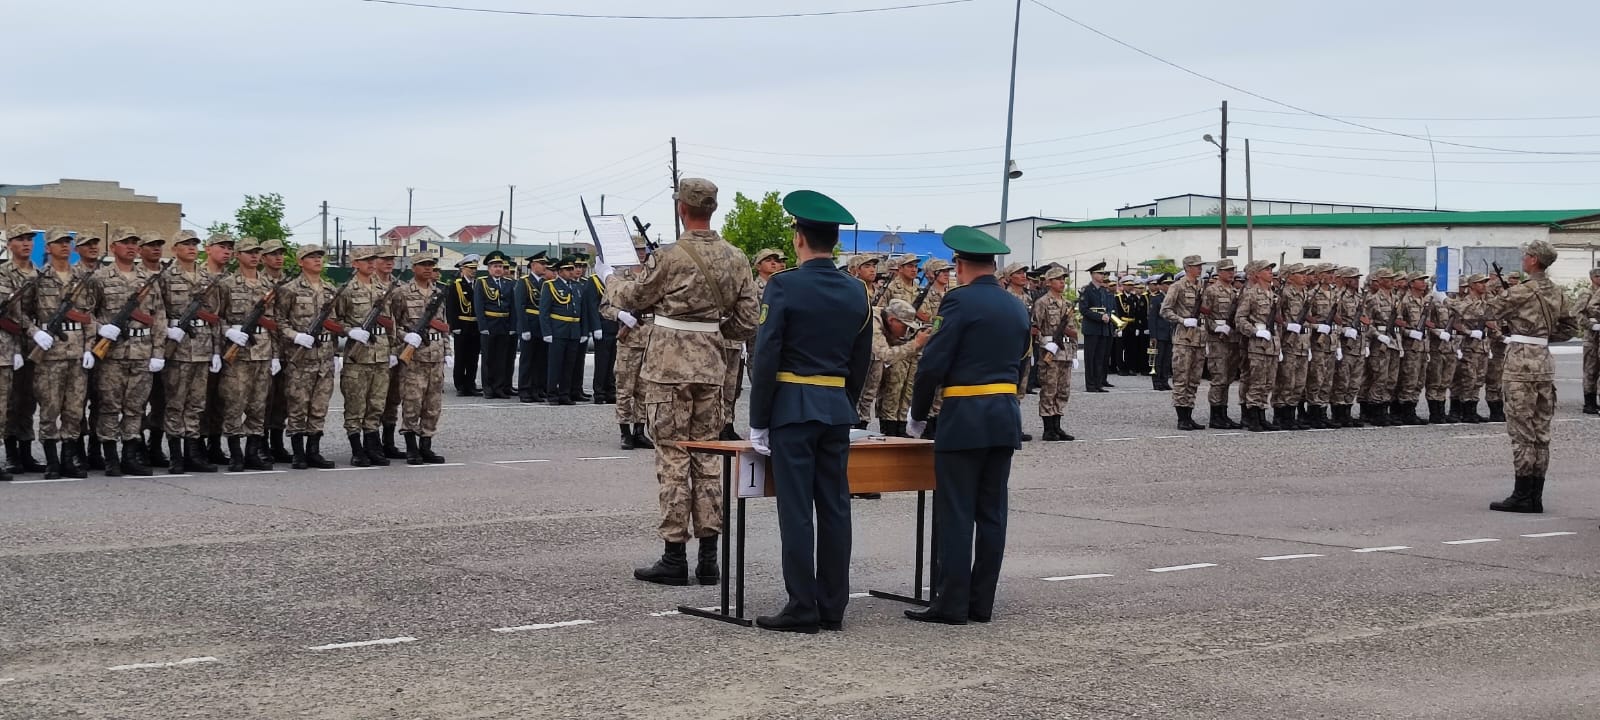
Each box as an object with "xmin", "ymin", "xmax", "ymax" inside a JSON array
[
  {"xmin": 577, "ymin": 456, "xmax": 628, "ymax": 461},
  {"xmin": 0, "ymin": 677, "xmax": 14, "ymax": 683},
  {"xmin": 1257, "ymin": 554, "xmax": 1324, "ymax": 561},
  {"xmin": 1100, "ymin": 437, "xmax": 1139, "ymax": 442},
  {"xmin": 1041, "ymin": 574, "xmax": 1114, "ymax": 582},
  {"xmin": 1521, "ymin": 532, "xmax": 1578, "ymax": 538},
  {"xmin": 165, "ymin": 474, "xmax": 193, "ymax": 478},
  {"xmin": 1150, "ymin": 435, "xmax": 1184, "ymax": 440},
  {"xmin": 405, "ymin": 463, "xmax": 465, "ymax": 469},
  {"xmin": 306, "ymin": 636, "xmax": 417, "ymax": 651},
  {"xmin": 107, "ymin": 656, "xmax": 219, "ymax": 671},
  {"xmin": 491, "ymin": 619, "xmax": 596, "ymax": 633},
  {"xmin": 1147, "ymin": 563, "xmax": 1217, "ymax": 573},
  {"xmin": 493, "ymin": 459, "xmax": 550, "ymax": 464},
  {"xmin": 654, "ymin": 606, "xmax": 724, "ymax": 616},
  {"xmin": 648, "ymin": 610, "xmax": 680, "ymax": 617},
  {"xmin": 1352, "ymin": 546, "xmax": 1411, "ymax": 553},
  {"xmin": 1442, "ymin": 538, "xmax": 1501, "ymax": 545},
  {"xmin": 317, "ymin": 467, "xmax": 378, "ymax": 472},
  {"xmin": 1210, "ymin": 432, "xmax": 1243, "ymax": 437},
  {"xmin": 9, "ymin": 478, "xmax": 81, "ymax": 485},
  {"xmin": 848, "ymin": 592, "xmax": 872, "ymax": 598},
  {"xmin": 223, "ymin": 470, "xmax": 286, "ymax": 476},
  {"xmin": 1451, "ymin": 434, "xmax": 1503, "ymax": 440}
]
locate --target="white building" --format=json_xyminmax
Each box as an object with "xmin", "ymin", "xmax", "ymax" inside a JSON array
[
  {"xmin": 1116, "ymin": 193, "xmax": 1434, "ymax": 219},
  {"xmin": 971, "ymin": 216, "xmax": 1069, "ymax": 269},
  {"xmin": 379, "ymin": 225, "xmax": 445, "ymax": 256},
  {"xmin": 1037, "ymin": 210, "xmax": 1600, "ymax": 289}
]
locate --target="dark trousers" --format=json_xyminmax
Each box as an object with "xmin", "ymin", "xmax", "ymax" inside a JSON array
[
  {"xmin": 145, "ymin": 369, "xmax": 166, "ymax": 432},
  {"xmin": 1083, "ymin": 334, "xmax": 1110, "ymax": 389},
  {"xmin": 1153, "ymin": 339, "xmax": 1173, "ymax": 382},
  {"xmin": 1125, "ymin": 332, "xmax": 1150, "ymax": 375},
  {"xmin": 8, "ymin": 361, "xmax": 36, "ymax": 441},
  {"xmin": 480, "ymin": 333, "xmax": 515, "ymax": 397},
  {"xmin": 568, "ymin": 340, "xmax": 587, "ymax": 398},
  {"xmin": 453, "ymin": 329, "xmax": 481, "ymax": 394},
  {"xmin": 771, "ymin": 421, "xmax": 852, "ymax": 623},
  {"xmin": 930, "ymin": 446, "xmax": 1012, "ymax": 621},
  {"xmin": 547, "ymin": 338, "xmax": 582, "ymax": 401},
  {"xmin": 517, "ymin": 336, "xmax": 548, "ymax": 400},
  {"xmin": 592, "ymin": 332, "xmax": 618, "ymax": 400}
]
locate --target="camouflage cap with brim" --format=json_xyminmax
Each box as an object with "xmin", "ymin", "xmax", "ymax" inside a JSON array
[
  {"xmin": 1465, "ymin": 273, "xmax": 1489, "ymax": 284},
  {"xmin": 1522, "ymin": 239, "xmax": 1558, "ymax": 268},
  {"xmin": 5, "ymin": 224, "xmax": 35, "ymax": 241},
  {"xmin": 409, "ymin": 251, "xmax": 438, "ymax": 266},
  {"xmin": 45, "ymin": 227, "xmax": 75, "ymax": 244},
  {"xmin": 1213, "ymin": 258, "xmax": 1237, "ymax": 271},
  {"xmin": 922, "ymin": 258, "xmax": 951, "ymax": 274},
  {"xmin": 883, "ymin": 299, "xmax": 922, "ymax": 329},
  {"xmin": 753, "ymin": 248, "xmax": 783, "ymax": 265},
  {"xmin": 675, "ymin": 178, "xmax": 719, "ymax": 213},
  {"xmin": 297, "ymin": 243, "xmax": 327, "ymax": 258},
  {"xmin": 137, "ymin": 233, "xmax": 166, "ymax": 247}
]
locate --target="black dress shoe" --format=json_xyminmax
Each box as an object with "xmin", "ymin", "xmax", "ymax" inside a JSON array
[
  {"xmin": 904, "ymin": 609, "xmax": 966, "ymax": 625},
  {"xmin": 968, "ymin": 612, "xmax": 992, "ymax": 624},
  {"xmin": 820, "ymin": 619, "xmax": 843, "ymax": 632},
  {"xmin": 519, "ymin": 396, "xmax": 537, "ymax": 403},
  {"xmin": 756, "ymin": 613, "xmax": 820, "ymax": 634}
]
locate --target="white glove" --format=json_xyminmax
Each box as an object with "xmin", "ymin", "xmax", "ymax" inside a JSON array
[
  {"xmin": 1378, "ymin": 334, "xmax": 1394, "ymax": 347},
  {"xmin": 1407, "ymin": 330, "xmax": 1424, "ymax": 341},
  {"xmin": 387, "ymin": 355, "xmax": 398, "ymax": 368},
  {"xmin": 225, "ymin": 326, "xmax": 250, "ymax": 346},
  {"xmin": 81, "ymin": 351, "xmax": 96, "ymax": 369},
  {"xmin": 347, "ymin": 327, "xmax": 371, "ymax": 345},
  {"xmin": 148, "ymin": 357, "xmax": 165, "ymax": 372},
  {"xmin": 906, "ymin": 410, "xmax": 928, "ymax": 438},
  {"xmin": 32, "ymin": 330, "xmax": 53, "ymax": 351},
  {"xmin": 1044, "ymin": 342, "xmax": 1060, "ymax": 355},
  {"xmin": 97, "ymin": 324, "xmax": 121, "ymax": 341},
  {"xmin": 1362, "ymin": 345, "xmax": 1370, "ymax": 358},
  {"xmin": 1215, "ymin": 324, "xmax": 1231, "ymax": 335},
  {"xmin": 741, "ymin": 345, "xmax": 749, "ymax": 361},
  {"xmin": 209, "ymin": 354, "xmax": 222, "ymax": 373},
  {"xmin": 1182, "ymin": 318, "xmax": 1198, "ymax": 328},
  {"xmin": 334, "ymin": 356, "xmax": 344, "ymax": 374},
  {"xmin": 1316, "ymin": 324, "xmax": 1331, "ymax": 334},
  {"xmin": 1254, "ymin": 328, "xmax": 1271, "ymax": 340},
  {"xmin": 1439, "ymin": 331, "xmax": 1453, "ymax": 341},
  {"xmin": 617, "ymin": 310, "xmax": 638, "ymax": 328},
  {"xmin": 452, "ymin": 329, "xmax": 461, "ymax": 336},
  {"xmin": 1343, "ymin": 327, "xmax": 1359, "ymax": 339},
  {"xmin": 445, "ymin": 355, "xmax": 455, "ymax": 369},
  {"xmin": 480, "ymin": 330, "xmax": 489, "ymax": 335},
  {"xmin": 166, "ymin": 326, "xmax": 187, "ymax": 343},
  {"xmin": 405, "ymin": 332, "xmax": 423, "ymax": 348},
  {"xmin": 270, "ymin": 358, "xmax": 282, "ymax": 376},
  {"xmin": 543, "ymin": 336, "xmax": 553, "ymax": 344},
  {"xmin": 749, "ymin": 427, "xmax": 771, "ymax": 456},
  {"xmin": 593, "ymin": 258, "xmax": 614, "ymax": 282},
  {"xmin": 10, "ymin": 354, "xmax": 21, "ymax": 370},
  {"xmin": 1456, "ymin": 349, "xmax": 1463, "ymax": 360},
  {"xmin": 1591, "ymin": 322, "xmax": 1600, "ymax": 332},
  {"xmin": 1335, "ymin": 346, "xmax": 1343, "ymax": 362},
  {"xmin": 1500, "ymin": 335, "xmax": 1510, "ymax": 345},
  {"xmin": 1285, "ymin": 323, "xmax": 1302, "ymax": 334},
  {"xmin": 592, "ymin": 329, "xmax": 603, "ymax": 341},
  {"xmin": 1470, "ymin": 329, "xmax": 1484, "ymax": 340},
  {"xmin": 520, "ymin": 331, "xmax": 531, "ymax": 342},
  {"xmin": 293, "ymin": 333, "xmax": 315, "ymax": 349}
]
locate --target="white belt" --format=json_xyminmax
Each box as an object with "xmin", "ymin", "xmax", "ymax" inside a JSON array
[
  {"xmin": 1041, "ymin": 336, "xmax": 1053, "ymax": 343},
  {"xmin": 1507, "ymin": 334, "xmax": 1548, "ymax": 346},
  {"xmin": 1375, "ymin": 326, "xmax": 1388, "ymax": 332},
  {"xmin": 655, "ymin": 316, "xmax": 720, "ymax": 333}
]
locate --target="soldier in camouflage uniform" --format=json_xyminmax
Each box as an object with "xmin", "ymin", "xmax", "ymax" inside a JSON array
[
  {"xmin": 275, "ymin": 244, "xmax": 338, "ymax": 470},
  {"xmin": 1270, "ymin": 264, "xmax": 1311, "ymax": 431},
  {"xmin": 75, "ymin": 232, "xmax": 109, "ymax": 471},
  {"xmin": 1391, "ymin": 272, "xmax": 1430, "ymax": 425},
  {"xmin": 138, "ymin": 231, "xmax": 172, "ymax": 466},
  {"xmin": 1483, "ymin": 275, "xmax": 1510, "ymax": 422},
  {"xmin": 197, "ymin": 234, "xmax": 235, "ymax": 464},
  {"xmin": 874, "ymin": 253, "xmax": 922, "ymax": 436},
  {"xmin": 218, "ymin": 238, "xmax": 279, "ymax": 472},
  {"xmin": 1450, "ymin": 274, "xmax": 1494, "ymax": 423},
  {"xmin": 604, "ymin": 235, "xmax": 656, "ymax": 451},
  {"xmin": 1202, "ymin": 259, "xmax": 1243, "ymax": 429},
  {"xmin": 913, "ymin": 258, "xmax": 951, "ymax": 438},
  {"xmin": 1487, "ymin": 240, "xmax": 1580, "ymax": 514},
  {"xmin": 391, "ymin": 252, "xmax": 450, "ymax": 465},
  {"xmin": 259, "ymin": 239, "xmax": 293, "ymax": 462},
  {"xmin": 158, "ymin": 231, "xmax": 222, "ymax": 473},
  {"xmin": 88, "ymin": 228, "xmax": 167, "ymax": 476},
  {"xmin": 1360, "ymin": 269, "xmax": 1403, "ymax": 426},
  {"xmin": 871, "ymin": 299, "xmax": 928, "ymax": 438},
  {"xmin": 26, "ymin": 228, "xmax": 94, "ymax": 479},
  {"xmin": 1423, "ymin": 283, "xmax": 1460, "ymax": 424},
  {"xmin": 847, "ymin": 254, "xmax": 881, "ymax": 427},
  {"xmin": 373, "ymin": 246, "xmax": 408, "ymax": 460},
  {"xmin": 1032, "ymin": 266, "xmax": 1077, "ymax": 441},
  {"xmin": 1233, "ymin": 259, "xmax": 1279, "ymax": 432},
  {"xmin": 3, "ymin": 225, "xmax": 45, "ymax": 476},
  {"xmin": 1001, "ymin": 262, "xmax": 1033, "ymax": 401},
  {"xmin": 1329, "ymin": 267, "xmax": 1367, "ymax": 427},
  {"xmin": 335, "ymin": 246, "xmax": 395, "ymax": 468},
  {"xmin": 1159, "ymin": 255, "xmax": 1208, "ymax": 430},
  {"xmin": 1300, "ymin": 264, "xmax": 1340, "ymax": 429},
  {"xmin": 611, "ymin": 178, "xmax": 759, "ymax": 587},
  {"xmin": 1580, "ymin": 268, "xmax": 1600, "ymax": 415}
]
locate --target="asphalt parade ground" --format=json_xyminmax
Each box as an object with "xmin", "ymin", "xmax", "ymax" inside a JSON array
[{"xmin": 2, "ymin": 348, "xmax": 1597, "ymax": 719}]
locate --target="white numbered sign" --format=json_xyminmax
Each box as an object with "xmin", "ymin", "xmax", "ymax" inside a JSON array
[{"xmin": 736, "ymin": 451, "xmax": 768, "ymax": 499}]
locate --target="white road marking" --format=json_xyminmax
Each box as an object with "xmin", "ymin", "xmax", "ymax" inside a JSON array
[
  {"xmin": 577, "ymin": 456, "xmax": 628, "ymax": 461},
  {"xmin": 1100, "ymin": 437, "xmax": 1139, "ymax": 442},
  {"xmin": 1521, "ymin": 531, "xmax": 1578, "ymax": 538},
  {"xmin": 1150, "ymin": 435, "xmax": 1184, "ymax": 440},
  {"xmin": 1451, "ymin": 434, "xmax": 1503, "ymax": 440},
  {"xmin": 848, "ymin": 592, "xmax": 872, "ymax": 598},
  {"xmin": 165, "ymin": 474, "xmax": 194, "ymax": 478},
  {"xmin": 405, "ymin": 463, "xmax": 465, "ymax": 469},
  {"xmin": 306, "ymin": 636, "xmax": 417, "ymax": 651},
  {"xmin": 493, "ymin": 459, "xmax": 550, "ymax": 464},
  {"xmin": 223, "ymin": 470, "xmax": 286, "ymax": 476},
  {"xmin": 1257, "ymin": 554, "xmax": 1324, "ymax": 561},
  {"xmin": 107, "ymin": 656, "xmax": 219, "ymax": 671},
  {"xmin": 491, "ymin": 619, "xmax": 596, "ymax": 633},
  {"xmin": 1147, "ymin": 563, "xmax": 1217, "ymax": 573},
  {"xmin": 1442, "ymin": 538, "xmax": 1500, "ymax": 545},
  {"xmin": 648, "ymin": 610, "xmax": 680, "ymax": 617},
  {"xmin": 0, "ymin": 677, "xmax": 14, "ymax": 684},
  {"xmin": 1352, "ymin": 546, "xmax": 1411, "ymax": 553},
  {"xmin": 1042, "ymin": 574, "xmax": 1113, "ymax": 582},
  {"xmin": 9, "ymin": 478, "xmax": 82, "ymax": 485},
  {"xmin": 317, "ymin": 466, "xmax": 377, "ymax": 472},
  {"xmin": 1210, "ymin": 432, "xmax": 1243, "ymax": 437}
]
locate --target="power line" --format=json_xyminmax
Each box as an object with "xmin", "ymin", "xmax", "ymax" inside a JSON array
[
  {"xmin": 1238, "ymin": 107, "xmax": 1600, "ymax": 122},
  {"xmin": 1253, "ymin": 150, "xmax": 1600, "ymax": 165},
  {"xmin": 360, "ymin": 0, "xmax": 975, "ymax": 20},
  {"xmin": 1235, "ymin": 121, "xmax": 1600, "ymax": 141},
  {"xmin": 689, "ymin": 142, "xmax": 1204, "ymax": 182}
]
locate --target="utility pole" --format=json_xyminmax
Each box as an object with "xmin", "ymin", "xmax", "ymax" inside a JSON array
[
  {"xmin": 495, "ymin": 210, "xmax": 505, "ymax": 251},
  {"xmin": 334, "ymin": 217, "xmax": 343, "ymax": 266},
  {"xmin": 1218, "ymin": 100, "xmax": 1229, "ymax": 261},
  {"xmin": 599, "ymin": 194, "xmax": 605, "ymax": 215},
  {"xmin": 320, "ymin": 201, "xmax": 329, "ymax": 250},
  {"xmin": 1244, "ymin": 137, "xmax": 1254, "ymax": 263},
  {"xmin": 996, "ymin": 0, "xmax": 1023, "ymax": 254},
  {"xmin": 406, "ymin": 188, "xmax": 414, "ymax": 226},
  {"xmin": 670, "ymin": 137, "xmax": 682, "ymax": 237},
  {"xmin": 507, "ymin": 185, "xmax": 515, "ymax": 246}
]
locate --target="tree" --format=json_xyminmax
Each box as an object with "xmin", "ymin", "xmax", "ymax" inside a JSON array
[
  {"xmin": 204, "ymin": 221, "xmax": 232, "ymax": 238},
  {"xmin": 720, "ymin": 191, "xmax": 792, "ymax": 264},
  {"xmin": 234, "ymin": 193, "xmax": 293, "ymax": 242}
]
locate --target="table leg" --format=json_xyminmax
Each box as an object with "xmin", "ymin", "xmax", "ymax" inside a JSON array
[
  {"xmin": 736, "ymin": 497, "xmax": 747, "ymax": 620},
  {"xmin": 677, "ymin": 451, "xmax": 752, "ymax": 627},
  {"xmin": 868, "ymin": 488, "xmax": 932, "ymax": 607}
]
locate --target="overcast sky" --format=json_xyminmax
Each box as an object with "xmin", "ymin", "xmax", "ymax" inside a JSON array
[{"xmin": 10, "ymin": 0, "xmax": 1599, "ymax": 248}]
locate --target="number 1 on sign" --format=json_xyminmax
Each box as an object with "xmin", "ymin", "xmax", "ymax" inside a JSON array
[{"xmin": 737, "ymin": 451, "xmax": 768, "ymax": 498}]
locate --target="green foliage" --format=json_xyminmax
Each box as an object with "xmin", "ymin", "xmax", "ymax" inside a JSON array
[
  {"xmin": 234, "ymin": 193, "xmax": 293, "ymax": 243},
  {"xmin": 720, "ymin": 191, "xmax": 792, "ymax": 264},
  {"xmin": 204, "ymin": 221, "xmax": 232, "ymax": 238},
  {"xmin": 1144, "ymin": 255, "xmax": 1179, "ymax": 276},
  {"xmin": 1380, "ymin": 247, "xmax": 1421, "ymax": 273}
]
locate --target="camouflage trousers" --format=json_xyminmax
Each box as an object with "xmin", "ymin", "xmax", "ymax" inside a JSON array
[
  {"xmin": 144, "ymin": 367, "xmax": 164, "ymax": 432},
  {"xmin": 399, "ymin": 360, "xmax": 444, "ymax": 437},
  {"xmin": 1485, "ymin": 343, "xmax": 1506, "ymax": 402},
  {"xmin": 34, "ymin": 360, "xmax": 86, "ymax": 441},
  {"xmin": 7, "ymin": 362, "xmax": 35, "ymax": 442},
  {"xmin": 1397, "ymin": 344, "xmax": 1428, "ymax": 402},
  {"xmin": 1206, "ymin": 340, "xmax": 1238, "ymax": 407},
  {"xmin": 1273, "ymin": 345, "xmax": 1309, "ymax": 406},
  {"xmin": 266, "ymin": 371, "xmax": 288, "ymax": 431},
  {"xmin": 163, "ymin": 361, "xmax": 210, "ymax": 438},
  {"xmin": 856, "ymin": 360, "xmax": 884, "ymax": 421},
  {"xmin": 1505, "ymin": 379, "xmax": 1554, "ymax": 477},
  {"xmin": 95, "ymin": 359, "xmax": 152, "ymax": 442},
  {"xmin": 0, "ymin": 366, "xmax": 12, "ymax": 443},
  {"xmin": 876, "ymin": 357, "xmax": 913, "ymax": 421},
  {"xmin": 1584, "ymin": 335, "xmax": 1598, "ymax": 395},
  {"xmin": 1036, "ymin": 354, "xmax": 1071, "ymax": 416},
  {"xmin": 1452, "ymin": 351, "xmax": 1488, "ymax": 401},
  {"xmin": 85, "ymin": 367, "xmax": 100, "ymax": 438},
  {"xmin": 340, "ymin": 361, "xmax": 389, "ymax": 434},
  {"xmin": 220, "ymin": 359, "xmax": 270, "ymax": 437},
  {"xmin": 1331, "ymin": 338, "xmax": 1364, "ymax": 406},
  {"xmin": 1242, "ymin": 351, "xmax": 1276, "ymax": 409},
  {"xmin": 1425, "ymin": 344, "xmax": 1458, "ymax": 402},
  {"xmin": 896, "ymin": 355, "xmax": 920, "ymax": 418},
  {"xmin": 285, "ymin": 358, "xmax": 334, "ymax": 436},
  {"xmin": 1170, "ymin": 343, "xmax": 1204, "ymax": 408},
  {"xmin": 1362, "ymin": 341, "xmax": 1400, "ymax": 404},
  {"xmin": 644, "ymin": 380, "xmax": 724, "ymax": 543},
  {"xmin": 721, "ymin": 346, "xmax": 742, "ymax": 428},
  {"xmin": 614, "ymin": 342, "xmax": 646, "ymax": 425},
  {"xmin": 381, "ymin": 364, "xmax": 402, "ymax": 426}
]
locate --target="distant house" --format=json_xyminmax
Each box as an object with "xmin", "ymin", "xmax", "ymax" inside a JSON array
[
  {"xmin": 449, "ymin": 225, "xmax": 517, "ymax": 244},
  {"xmin": 379, "ymin": 225, "xmax": 444, "ymax": 254}
]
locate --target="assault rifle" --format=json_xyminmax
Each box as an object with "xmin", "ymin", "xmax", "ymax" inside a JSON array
[
  {"xmin": 166, "ymin": 273, "xmax": 225, "ymax": 356},
  {"xmin": 222, "ymin": 276, "xmax": 294, "ymax": 363},
  {"xmin": 631, "ymin": 216, "xmax": 660, "ymax": 254},
  {"xmin": 398, "ymin": 285, "xmax": 450, "ymax": 364},
  {"xmin": 28, "ymin": 273, "xmax": 92, "ymax": 363},
  {"xmin": 91, "ymin": 269, "xmax": 166, "ymax": 359},
  {"xmin": 1490, "ymin": 262, "xmax": 1511, "ymax": 290},
  {"xmin": 299, "ymin": 282, "xmax": 350, "ymax": 348},
  {"xmin": 0, "ymin": 274, "xmax": 43, "ymax": 338}
]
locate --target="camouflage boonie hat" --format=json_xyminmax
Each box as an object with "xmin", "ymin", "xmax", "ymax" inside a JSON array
[
  {"xmin": 1001, "ymin": 262, "xmax": 1028, "ymax": 277},
  {"xmin": 173, "ymin": 230, "xmax": 199, "ymax": 245},
  {"xmin": 408, "ymin": 251, "xmax": 438, "ymax": 266},
  {"xmin": 1213, "ymin": 258, "xmax": 1236, "ymax": 271},
  {"xmin": 76, "ymin": 230, "xmax": 103, "ymax": 245},
  {"xmin": 1337, "ymin": 266, "xmax": 1360, "ymax": 278},
  {"xmin": 883, "ymin": 299, "xmax": 922, "ymax": 329},
  {"xmin": 1043, "ymin": 266, "xmax": 1067, "ymax": 281},
  {"xmin": 1181, "ymin": 255, "xmax": 1204, "ymax": 267},
  {"xmin": 846, "ymin": 254, "xmax": 880, "ymax": 271},
  {"xmin": 753, "ymin": 248, "xmax": 783, "ymax": 265},
  {"xmin": 137, "ymin": 232, "xmax": 165, "ymax": 247},
  {"xmin": 258, "ymin": 238, "xmax": 286, "ymax": 254},
  {"xmin": 887, "ymin": 253, "xmax": 919, "ymax": 270},
  {"xmin": 206, "ymin": 232, "xmax": 235, "ymax": 247},
  {"xmin": 297, "ymin": 243, "xmax": 326, "ymax": 258},
  {"xmin": 235, "ymin": 237, "xmax": 261, "ymax": 253},
  {"xmin": 674, "ymin": 178, "xmax": 718, "ymax": 213},
  {"xmin": 1522, "ymin": 239, "xmax": 1558, "ymax": 268},
  {"xmin": 1465, "ymin": 273, "xmax": 1489, "ymax": 284},
  {"xmin": 1244, "ymin": 259, "xmax": 1275, "ymax": 274},
  {"xmin": 45, "ymin": 227, "xmax": 75, "ymax": 244},
  {"xmin": 922, "ymin": 258, "xmax": 950, "ymax": 274},
  {"xmin": 5, "ymin": 224, "xmax": 34, "ymax": 241}
]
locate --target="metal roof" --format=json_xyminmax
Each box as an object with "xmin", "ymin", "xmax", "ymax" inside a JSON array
[{"xmin": 1042, "ymin": 209, "xmax": 1600, "ymax": 232}]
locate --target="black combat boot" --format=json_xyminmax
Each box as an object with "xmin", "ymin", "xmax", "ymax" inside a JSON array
[
  {"xmin": 633, "ymin": 541, "xmax": 689, "ymax": 586},
  {"xmin": 1490, "ymin": 476, "xmax": 1544, "ymax": 514},
  {"xmin": 1055, "ymin": 416, "xmax": 1076, "ymax": 441},
  {"xmin": 418, "ymin": 436, "xmax": 445, "ymax": 464},
  {"xmin": 228, "ymin": 436, "xmax": 247, "ymax": 473},
  {"xmin": 269, "ymin": 429, "xmax": 294, "ymax": 463},
  {"xmin": 42, "ymin": 440, "xmax": 61, "ymax": 480},
  {"xmin": 85, "ymin": 435, "xmax": 105, "ymax": 471},
  {"xmin": 1209, "ymin": 404, "xmax": 1240, "ymax": 430},
  {"xmin": 307, "ymin": 433, "xmax": 336, "ymax": 469},
  {"xmin": 1582, "ymin": 393, "xmax": 1599, "ymax": 415},
  {"xmin": 1426, "ymin": 400, "xmax": 1445, "ymax": 424},
  {"xmin": 347, "ymin": 433, "xmax": 371, "ymax": 468},
  {"xmin": 404, "ymin": 432, "xmax": 423, "ymax": 466},
  {"xmin": 4, "ymin": 437, "xmax": 18, "ymax": 475},
  {"xmin": 186, "ymin": 437, "xmax": 217, "ymax": 473},
  {"xmin": 121, "ymin": 441, "xmax": 152, "ymax": 477},
  {"xmin": 145, "ymin": 429, "xmax": 168, "ymax": 466},
  {"xmin": 696, "ymin": 536, "xmax": 720, "ymax": 585},
  {"xmin": 16, "ymin": 440, "xmax": 46, "ymax": 474},
  {"xmin": 1487, "ymin": 400, "xmax": 1506, "ymax": 423},
  {"xmin": 1460, "ymin": 400, "xmax": 1483, "ymax": 423},
  {"xmin": 1442, "ymin": 399, "xmax": 1461, "ymax": 424},
  {"xmin": 1176, "ymin": 406, "xmax": 1205, "ymax": 431},
  {"xmin": 1272, "ymin": 406, "xmax": 1292, "ymax": 431},
  {"xmin": 1242, "ymin": 407, "xmax": 1264, "ymax": 432},
  {"xmin": 207, "ymin": 434, "xmax": 229, "ymax": 465},
  {"xmin": 1406, "ymin": 401, "xmax": 1427, "ymax": 426},
  {"xmin": 101, "ymin": 440, "xmax": 123, "ymax": 477},
  {"xmin": 620, "ymin": 424, "xmax": 636, "ymax": 451},
  {"xmin": 363, "ymin": 431, "xmax": 390, "ymax": 467},
  {"xmin": 381, "ymin": 424, "xmax": 407, "ymax": 459},
  {"xmin": 244, "ymin": 436, "xmax": 271, "ymax": 471},
  {"xmin": 1304, "ymin": 405, "xmax": 1328, "ymax": 430},
  {"xmin": 62, "ymin": 439, "xmax": 88, "ymax": 479},
  {"xmin": 166, "ymin": 435, "xmax": 186, "ymax": 474},
  {"xmin": 1040, "ymin": 416, "xmax": 1061, "ymax": 441},
  {"xmin": 632, "ymin": 423, "xmax": 655, "ymax": 449},
  {"xmin": 290, "ymin": 434, "xmax": 308, "ymax": 470}
]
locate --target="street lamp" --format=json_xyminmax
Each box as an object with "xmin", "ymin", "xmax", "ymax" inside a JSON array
[
  {"xmin": 996, "ymin": 0, "xmax": 1023, "ymax": 258},
  {"xmin": 1202, "ymin": 130, "xmax": 1228, "ymax": 261}
]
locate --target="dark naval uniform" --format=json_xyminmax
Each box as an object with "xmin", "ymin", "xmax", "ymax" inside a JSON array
[
  {"xmin": 1077, "ymin": 264, "xmax": 1115, "ymax": 392},
  {"xmin": 539, "ymin": 256, "xmax": 599, "ymax": 405},
  {"xmin": 473, "ymin": 252, "xmax": 516, "ymax": 399},
  {"xmin": 446, "ymin": 257, "xmax": 481, "ymax": 396},
  {"xmin": 514, "ymin": 255, "xmax": 550, "ymax": 402},
  {"xmin": 750, "ymin": 191, "xmax": 871, "ymax": 635},
  {"xmin": 907, "ymin": 225, "xmax": 1029, "ymax": 626},
  {"xmin": 586, "ymin": 268, "xmax": 618, "ymax": 403}
]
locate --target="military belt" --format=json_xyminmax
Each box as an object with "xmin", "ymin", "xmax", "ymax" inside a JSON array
[
  {"xmin": 656, "ymin": 316, "xmax": 719, "ymax": 333},
  {"xmin": 942, "ymin": 383, "xmax": 1018, "ymax": 398},
  {"xmin": 125, "ymin": 328, "xmax": 150, "ymax": 338},
  {"xmin": 485, "ymin": 311, "xmax": 510, "ymax": 318},
  {"xmin": 551, "ymin": 314, "xmax": 580, "ymax": 323},
  {"xmin": 776, "ymin": 372, "xmax": 845, "ymax": 388},
  {"xmin": 172, "ymin": 318, "xmax": 209, "ymax": 329},
  {"xmin": 57, "ymin": 322, "xmax": 83, "ymax": 332},
  {"xmin": 426, "ymin": 330, "xmax": 444, "ymax": 341},
  {"xmin": 457, "ymin": 315, "xmax": 477, "ymax": 322},
  {"xmin": 372, "ymin": 326, "xmax": 388, "ymax": 336},
  {"xmin": 1507, "ymin": 334, "xmax": 1548, "ymax": 346},
  {"xmin": 524, "ymin": 308, "xmax": 541, "ymax": 315}
]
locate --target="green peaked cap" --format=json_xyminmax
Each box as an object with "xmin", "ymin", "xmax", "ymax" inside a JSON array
[
  {"xmin": 941, "ymin": 225, "xmax": 1010, "ymax": 257},
  {"xmin": 782, "ymin": 190, "xmax": 855, "ymax": 225}
]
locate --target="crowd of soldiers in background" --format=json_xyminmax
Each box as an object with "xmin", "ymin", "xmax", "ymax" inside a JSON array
[{"xmin": 0, "ymin": 224, "xmax": 454, "ymax": 482}]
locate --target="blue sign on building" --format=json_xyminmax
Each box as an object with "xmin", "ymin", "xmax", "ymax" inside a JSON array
[{"xmin": 841, "ymin": 228, "xmax": 949, "ymax": 261}]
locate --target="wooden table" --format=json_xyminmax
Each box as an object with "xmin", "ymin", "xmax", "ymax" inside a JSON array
[{"xmin": 676, "ymin": 436, "xmax": 936, "ymax": 627}]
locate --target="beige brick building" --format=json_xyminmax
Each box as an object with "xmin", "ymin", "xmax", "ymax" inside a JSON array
[{"xmin": 0, "ymin": 179, "xmax": 182, "ymax": 239}]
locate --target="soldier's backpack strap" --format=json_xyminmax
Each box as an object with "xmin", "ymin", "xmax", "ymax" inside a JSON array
[{"xmin": 674, "ymin": 241, "xmax": 730, "ymax": 316}]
